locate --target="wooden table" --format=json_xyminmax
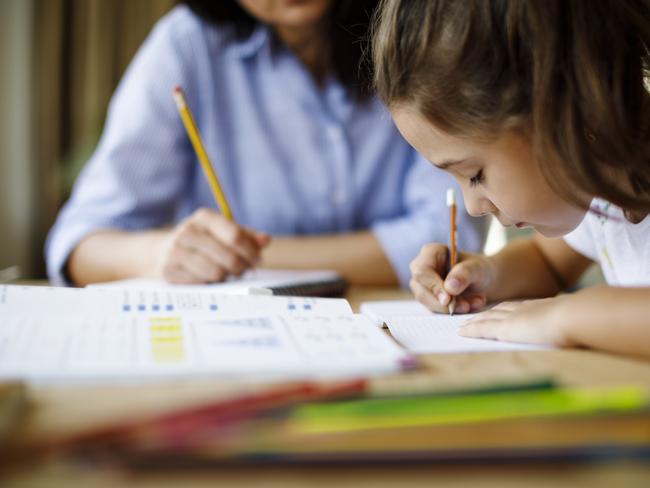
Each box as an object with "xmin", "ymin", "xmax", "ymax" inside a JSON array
[{"xmin": 3, "ymin": 286, "xmax": 650, "ymax": 487}]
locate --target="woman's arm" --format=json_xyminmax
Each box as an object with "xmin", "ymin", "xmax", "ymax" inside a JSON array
[
  {"xmin": 67, "ymin": 209, "xmax": 269, "ymax": 286},
  {"xmin": 67, "ymin": 230, "xmax": 165, "ymax": 285},
  {"xmin": 260, "ymin": 231, "xmax": 398, "ymax": 286},
  {"xmin": 67, "ymin": 218, "xmax": 397, "ymax": 287}
]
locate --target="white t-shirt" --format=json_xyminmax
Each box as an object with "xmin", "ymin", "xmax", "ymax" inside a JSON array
[{"xmin": 564, "ymin": 199, "xmax": 650, "ymax": 286}]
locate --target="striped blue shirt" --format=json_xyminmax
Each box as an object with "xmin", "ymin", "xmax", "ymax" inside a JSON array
[{"xmin": 46, "ymin": 6, "xmax": 487, "ymax": 286}]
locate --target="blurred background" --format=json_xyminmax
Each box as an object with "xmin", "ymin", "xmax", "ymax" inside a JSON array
[
  {"xmin": 0, "ymin": 0, "xmax": 601, "ymax": 285},
  {"xmin": 0, "ymin": 0, "xmax": 175, "ymax": 280}
]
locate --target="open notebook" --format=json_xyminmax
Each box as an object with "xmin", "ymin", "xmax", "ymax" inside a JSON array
[
  {"xmin": 360, "ymin": 300, "xmax": 549, "ymax": 354},
  {"xmin": 0, "ymin": 285, "xmax": 413, "ymax": 384},
  {"xmin": 89, "ymin": 269, "xmax": 347, "ymax": 297}
]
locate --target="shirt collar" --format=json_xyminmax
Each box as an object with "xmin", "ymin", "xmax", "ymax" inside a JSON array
[{"xmin": 230, "ymin": 24, "xmax": 270, "ymax": 59}]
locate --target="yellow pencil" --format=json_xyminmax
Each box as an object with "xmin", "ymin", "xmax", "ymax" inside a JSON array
[{"xmin": 172, "ymin": 85, "xmax": 233, "ymax": 221}]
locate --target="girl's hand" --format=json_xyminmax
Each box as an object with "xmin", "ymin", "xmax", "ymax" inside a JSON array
[
  {"xmin": 459, "ymin": 297, "xmax": 572, "ymax": 346},
  {"xmin": 154, "ymin": 208, "xmax": 271, "ymax": 284},
  {"xmin": 409, "ymin": 243, "xmax": 496, "ymax": 314}
]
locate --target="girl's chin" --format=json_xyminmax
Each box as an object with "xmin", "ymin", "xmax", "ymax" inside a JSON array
[{"xmin": 532, "ymin": 221, "xmax": 582, "ymax": 238}]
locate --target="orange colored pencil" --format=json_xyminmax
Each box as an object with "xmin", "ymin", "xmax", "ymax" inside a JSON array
[{"xmin": 447, "ymin": 188, "xmax": 457, "ymax": 315}]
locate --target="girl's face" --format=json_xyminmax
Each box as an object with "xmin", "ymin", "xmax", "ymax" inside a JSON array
[
  {"xmin": 392, "ymin": 106, "xmax": 588, "ymax": 237},
  {"xmin": 238, "ymin": 0, "xmax": 333, "ymax": 29}
]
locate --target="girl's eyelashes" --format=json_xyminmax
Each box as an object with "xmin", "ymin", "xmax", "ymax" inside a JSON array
[{"xmin": 469, "ymin": 169, "xmax": 485, "ymax": 187}]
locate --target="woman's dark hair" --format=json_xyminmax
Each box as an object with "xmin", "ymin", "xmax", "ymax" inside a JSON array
[
  {"xmin": 373, "ymin": 0, "xmax": 650, "ymax": 212},
  {"xmin": 183, "ymin": 0, "xmax": 379, "ymax": 100}
]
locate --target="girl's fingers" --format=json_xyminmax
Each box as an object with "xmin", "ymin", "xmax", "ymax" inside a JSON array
[
  {"xmin": 411, "ymin": 268, "xmax": 450, "ymax": 305},
  {"xmin": 465, "ymin": 307, "xmax": 511, "ymax": 323},
  {"xmin": 413, "ymin": 243, "xmax": 449, "ymax": 268},
  {"xmin": 443, "ymin": 258, "xmax": 489, "ymax": 296},
  {"xmin": 459, "ymin": 316, "xmax": 543, "ymax": 345},
  {"xmin": 490, "ymin": 301, "xmax": 519, "ymax": 311},
  {"xmin": 410, "ymin": 278, "xmax": 447, "ymax": 313},
  {"xmin": 458, "ymin": 319, "xmax": 505, "ymax": 341},
  {"xmin": 468, "ymin": 294, "xmax": 487, "ymax": 312}
]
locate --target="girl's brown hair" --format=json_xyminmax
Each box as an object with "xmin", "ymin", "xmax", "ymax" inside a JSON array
[{"xmin": 372, "ymin": 0, "xmax": 650, "ymax": 212}]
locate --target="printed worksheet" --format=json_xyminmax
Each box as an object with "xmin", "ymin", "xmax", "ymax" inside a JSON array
[{"xmin": 0, "ymin": 286, "xmax": 412, "ymax": 383}]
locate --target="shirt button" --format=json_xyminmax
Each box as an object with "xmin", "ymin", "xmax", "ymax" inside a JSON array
[
  {"xmin": 326, "ymin": 126, "xmax": 343, "ymax": 141},
  {"xmin": 332, "ymin": 189, "xmax": 347, "ymax": 205}
]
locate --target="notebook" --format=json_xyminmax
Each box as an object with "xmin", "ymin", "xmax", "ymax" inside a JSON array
[
  {"xmin": 360, "ymin": 300, "xmax": 549, "ymax": 353},
  {"xmin": 89, "ymin": 269, "xmax": 347, "ymax": 297},
  {"xmin": 0, "ymin": 285, "xmax": 414, "ymax": 384}
]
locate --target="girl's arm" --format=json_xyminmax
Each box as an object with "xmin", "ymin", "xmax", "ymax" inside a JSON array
[
  {"xmin": 560, "ymin": 286, "xmax": 650, "ymax": 358},
  {"xmin": 410, "ymin": 232, "xmax": 592, "ymax": 314},
  {"xmin": 460, "ymin": 284, "xmax": 650, "ymax": 358},
  {"xmin": 458, "ymin": 236, "xmax": 650, "ymax": 357},
  {"xmin": 486, "ymin": 234, "xmax": 593, "ymax": 301}
]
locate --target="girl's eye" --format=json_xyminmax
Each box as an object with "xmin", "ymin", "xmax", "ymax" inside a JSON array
[{"xmin": 469, "ymin": 169, "xmax": 484, "ymax": 187}]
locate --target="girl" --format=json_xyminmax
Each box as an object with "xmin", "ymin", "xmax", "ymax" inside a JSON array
[
  {"xmin": 46, "ymin": 0, "xmax": 486, "ymax": 287},
  {"xmin": 372, "ymin": 0, "xmax": 650, "ymax": 356}
]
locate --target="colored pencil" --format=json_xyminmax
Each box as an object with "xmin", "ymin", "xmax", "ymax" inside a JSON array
[{"xmin": 173, "ymin": 85, "xmax": 233, "ymax": 221}]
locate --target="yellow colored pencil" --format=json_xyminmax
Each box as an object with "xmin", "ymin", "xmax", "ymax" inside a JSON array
[{"xmin": 172, "ymin": 85, "xmax": 233, "ymax": 221}]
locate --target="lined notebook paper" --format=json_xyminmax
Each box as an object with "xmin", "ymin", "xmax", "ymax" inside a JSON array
[
  {"xmin": 360, "ymin": 300, "xmax": 548, "ymax": 354},
  {"xmin": 0, "ymin": 286, "xmax": 413, "ymax": 383}
]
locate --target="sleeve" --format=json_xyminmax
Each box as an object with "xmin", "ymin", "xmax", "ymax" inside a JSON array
[
  {"xmin": 45, "ymin": 8, "xmax": 200, "ymax": 285},
  {"xmin": 563, "ymin": 214, "xmax": 597, "ymax": 261},
  {"xmin": 371, "ymin": 151, "xmax": 490, "ymax": 287}
]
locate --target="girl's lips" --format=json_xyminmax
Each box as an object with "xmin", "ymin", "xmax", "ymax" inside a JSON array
[{"xmin": 515, "ymin": 222, "xmax": 526, "ymax": 228}]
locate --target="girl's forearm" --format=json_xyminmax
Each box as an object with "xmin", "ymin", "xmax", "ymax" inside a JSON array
[
  {"xmin": 560, "ymin": 286, "xmax": 650, "ymax": 358},
  {"xmin": 486, "ymin": 238, "xmax": 564, "ymax": 302}
]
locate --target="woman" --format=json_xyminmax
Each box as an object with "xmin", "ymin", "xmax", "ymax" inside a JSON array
[{"xmin": 46, "ymin": 0, "xmax": 486, "ymax": 286}]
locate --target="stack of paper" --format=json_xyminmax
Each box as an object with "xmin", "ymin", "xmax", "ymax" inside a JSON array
[{"xmin": 0, "ymin": 285, "xmax": 413, "ymax": 383}]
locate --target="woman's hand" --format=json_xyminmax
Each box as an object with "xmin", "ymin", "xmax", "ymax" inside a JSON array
[
  {"xmin": 153, "ymin": 208, "xmax": 270, "ymax": 284},
  {"xmin": 458, "ymin": 297, "xmax": 572, "ymax": 346},
  {"xmin": 409, "ymin": 243, "xmax": 496, "ymax": 314}
]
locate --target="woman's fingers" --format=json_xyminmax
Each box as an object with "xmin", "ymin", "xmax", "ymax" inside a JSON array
[
  {"xmin": 174, "ymin": 246, "xmax": 227, "ymax": 283},
  {"xmin": 159, "ymin": 208, "xmax": 274, "ymax": 283},
  {"xmin": 193, "ymin": 209, "xmax": 264, "ymax": 265}
]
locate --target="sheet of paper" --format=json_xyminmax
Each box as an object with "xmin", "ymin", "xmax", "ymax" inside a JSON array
[
  {"xmin": 360, "ymin": 300, "xmax": 431, "ymax": 326},
  {"xmin": 386, "ymin": 314, "xmax": 548, "ymax": 353},
  {"xmin": 0, "ymin": 286, "xmax": 410, "ymax": 383},
  {"xmin": 88, "ymin": 269, "xmax": 342, "ymax": 295},
  {"xmin": 0, "ymin": 285, "xmax": 352, "ymax": 317},
  {"xmin": 360, "ymin": 300, "xmax": 549, "ymax": 353}
]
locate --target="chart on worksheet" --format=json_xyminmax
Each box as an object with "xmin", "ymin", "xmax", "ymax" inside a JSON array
[{"xmin": 0, "ymin": 286, "xmax": 411, "ymax": 383}]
